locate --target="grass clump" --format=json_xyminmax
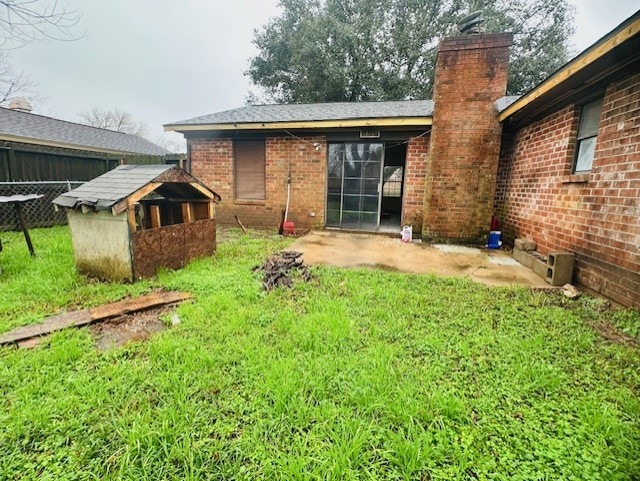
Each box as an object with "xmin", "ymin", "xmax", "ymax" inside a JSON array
[
  {"xmin": 0, "ymin": 226, "xmax": 639, "ymax": 480},
  {"xmin": 0, "ymin": 227, "xmax": 152, "ymax": 333}
]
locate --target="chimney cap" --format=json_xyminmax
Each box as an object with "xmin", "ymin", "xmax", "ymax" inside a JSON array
[
  {"xmin": 8, "ymin": 98, "xmax": 33, "ymax": 113},
  {"xmin": 458, "ymin": 11, "xmax": 484, "ymax": 34}
]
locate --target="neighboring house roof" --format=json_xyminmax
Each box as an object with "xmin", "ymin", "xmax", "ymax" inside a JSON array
[
  {"xmin": 165, "ymin": 100, "xmax": 434, "ymax": 132},
  {"xmin": 0, "ymin": 107, "xmax": 170, "ymax": 156},
  {"xmin": 500, "ymin": 10, "xmax": 640, "ymax": 125},
  {"xmin": 53, "ymin": 164, "xmax": 220, "ymax": 212}
]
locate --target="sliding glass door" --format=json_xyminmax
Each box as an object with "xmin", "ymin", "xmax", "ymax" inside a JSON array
[{"xmin": 326, "ymin": 143, "xmax": 384, "ymax": 230}]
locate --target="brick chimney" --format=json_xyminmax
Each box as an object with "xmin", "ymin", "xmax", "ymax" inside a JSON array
[{"xmin": 422, "ymin": 32, "xmax": 513, "ymax": 242}]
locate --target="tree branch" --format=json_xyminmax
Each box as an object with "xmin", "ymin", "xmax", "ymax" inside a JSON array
[{"xmin": 0, "ymin": 0, "xmax": 84, "ymax": 48}]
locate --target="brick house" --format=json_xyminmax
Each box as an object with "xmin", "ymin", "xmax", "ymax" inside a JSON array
[
  {"xmin": 166, "ymin": 101, "xmax": 435, "ymax": 234},
  {"xmin": 166, "ymin": 30, "xmax": 513, "ymax": 240},
  {"xmin": 495, "ymin": 12, "xmax": 640, "ymax": 307},
  {"xmin": 166, "ymin": 11, "xmax": 639, "ymax": 307}
]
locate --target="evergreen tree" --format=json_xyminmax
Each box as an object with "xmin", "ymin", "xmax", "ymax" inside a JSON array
[{"xmin": 247, "ymin": 0, "xmax": 575, "ymax": 102}]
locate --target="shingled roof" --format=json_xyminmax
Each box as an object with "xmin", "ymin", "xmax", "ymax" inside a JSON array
[
  {"xmin": 0, "ymin": 107, "xmax": 170, "ymax": 156},
  {"xmin": 165, "ymin": 100, "xmax": 434, "ymax": 130},
  {"xmin": 53, "ymin": 164, "xmax": 220, "ymax": 212}
]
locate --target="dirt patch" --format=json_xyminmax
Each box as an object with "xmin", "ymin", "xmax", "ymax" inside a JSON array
[
  {"xmin": 90, "ymin": 305, "xmax": 174, "ymax": 351},
  {"xmin": 302, "ymin": 238, "xmax": 330, "ymax": 246},
  {"xmin": 453, "ymin": 263, "xmax": 475, "ymax": 271},
  {"xmin": 350, "ymin": 263, "xmax": 401, "ymax": 272},
  {"xmin": 591, "ymin": 321, "xmax": 639, "ymax": 347},
  {"xmin": 290, "ymin": 231, "xmax": 548, "ymax": 288}
]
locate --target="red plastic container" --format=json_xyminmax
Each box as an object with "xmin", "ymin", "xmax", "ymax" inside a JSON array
[{"xmin": 282, "ymin": 221, "xmax": 295, "ymax": 236}]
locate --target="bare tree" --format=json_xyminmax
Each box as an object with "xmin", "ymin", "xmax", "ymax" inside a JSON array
[
  {"xmin": 0, "ymin": 0, "xmax": 83, "ymax": 48},
  {"xmin": 152, "ymin": 134, "xmax": 186, "ymax": 154},
  {"xmin": 78, "ymin": 107, "xmax": 149, "ymax": 137},
  {"xmin": 0, "ymin": 51, "xmax": 37, "ymax": 105}
]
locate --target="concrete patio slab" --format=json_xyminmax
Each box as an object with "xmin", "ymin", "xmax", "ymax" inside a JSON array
[
  {"xmin": 487, "ymin": 256, "xmax": 520, "ymax": 266},
  {"xmin": 433, "ymin": 244, "xmax": 482, "ymax": 255},
  {"xmin": 290, "ymin": 230, "xmax": 548, "ymax": 288}
]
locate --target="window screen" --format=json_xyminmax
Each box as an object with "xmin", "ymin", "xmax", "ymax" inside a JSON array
[
  {"xmin": 235, "ymin": 140, "xmax": 266, "ymax": 200},
  {"xmin": 574, "ymin": 99, "xmax": 603, "ymax": 173}
]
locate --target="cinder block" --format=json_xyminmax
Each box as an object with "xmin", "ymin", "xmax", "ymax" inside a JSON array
[
  {"xmin": 545, "ymin": 252, "xmax": 575, "ymax": 286},
  {"xmin": 532, "ymin": 258, "xmax": 547, "ymax": 279},
  {"xmin": 514, "ymin": 238, "xmax": 536, "ymax": 251},
  {"xmin": 513, "ymin": 248, "xmax": 534, "ymax": 268}
]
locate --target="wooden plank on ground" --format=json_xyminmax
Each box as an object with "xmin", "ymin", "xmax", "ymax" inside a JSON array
[
  {"xmin": 0, "ymin": 310, "xmax": 91, "ymax": 345},
  {"xmin": 0, "ymin": 291, "xmax": 192, "ymax": 346},
  {"xmin": 88, "ymin": 291, "xmax": 191, "ymax": 320}
]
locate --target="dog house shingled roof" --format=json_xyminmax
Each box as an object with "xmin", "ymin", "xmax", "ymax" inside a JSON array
[{"xmin": 52, "ymin": 164, "xmax": 221, "ymax": 212}]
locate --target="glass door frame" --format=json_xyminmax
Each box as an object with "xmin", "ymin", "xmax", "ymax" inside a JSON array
[{"xmin": 325, "ymin": 142, "xmax": 385, "ymax": 231}]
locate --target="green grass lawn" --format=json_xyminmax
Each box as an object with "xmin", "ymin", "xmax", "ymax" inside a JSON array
[{"xmin": 0, "ymin": 226, "xmax": 639, "ymax": 480}]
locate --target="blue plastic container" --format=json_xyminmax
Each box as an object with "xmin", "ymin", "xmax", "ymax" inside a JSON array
[{"xmin": 487, "ymin": 231, "xmax": 502, "ymax": 249}]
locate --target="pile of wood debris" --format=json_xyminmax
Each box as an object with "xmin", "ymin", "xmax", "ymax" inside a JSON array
[{"xmin": 254, "ymin": 250, "xmax": 311, "ymax": 291}]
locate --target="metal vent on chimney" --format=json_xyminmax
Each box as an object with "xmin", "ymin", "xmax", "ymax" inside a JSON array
[
  {"xmin": 458, "ymin": 11, "xmax": 484, "ymax": 34},
  {"xmin": 360, "ymin": 127, "xmax": 380, "ymax": 139}
]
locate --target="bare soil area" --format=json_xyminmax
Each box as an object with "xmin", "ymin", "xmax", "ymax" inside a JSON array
[
  {"xmin": 89, "ymin": 305, "xmax": 173, "ymax": 351},
  {"xmin": 290, "ymin": 230, "xmax": 548, "ymax": 288}
]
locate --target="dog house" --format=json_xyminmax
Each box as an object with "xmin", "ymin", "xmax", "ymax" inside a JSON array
[{"xmin": 53, "ymin": 164, "xmax": 221, "ymax": 281}]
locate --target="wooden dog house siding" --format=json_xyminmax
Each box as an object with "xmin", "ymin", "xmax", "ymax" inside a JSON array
[{"xmin": 53, "ymin": 164, "xmax": 221, "ymax": 281}]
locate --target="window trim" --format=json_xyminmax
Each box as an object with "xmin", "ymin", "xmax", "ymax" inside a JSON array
[
  {"xmin": 572, "ymin": 98, "xmax": 603, "ymax": 174},
  {"xmin": 233, "ymin": 139, "xmax": 266, "ymax": 202}
]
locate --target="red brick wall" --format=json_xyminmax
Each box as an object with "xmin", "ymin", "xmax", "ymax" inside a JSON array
[
  {"xmin": 189, "ymin": 135, "xmax": 326, "ymax": 229},
  {"xmin": 402, "ymin": 135, "xmax": 430, "ymax": 231},
  {"xmin": 423, "ymin": 33, "xmax": 512, "ymax": 242},
  {"xmin": 495, "ymin": 73, "xmax": 640, "ymax": 308},
  {"xmin": 266, "ymin": 136, "xmax": 326, "ymax": 229},
  {"xmin": 190, "ymin": 137, "xmax": 234, "ymax": 215}
]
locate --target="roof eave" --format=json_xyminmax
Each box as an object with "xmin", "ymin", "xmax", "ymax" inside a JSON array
[
  {"xmin": 0, "ymin": 133, "xmax": 166, "ymax": 157},
  {"xmin": 499, "ymin": 11, "xmax": 640, "ymax": 122},
  {"xmin": 164, "ymin": 116, "xmax": 433, "ymax": 133}
]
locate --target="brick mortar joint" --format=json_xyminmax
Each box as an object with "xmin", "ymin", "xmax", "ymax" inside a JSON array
[{"xmin": 438, "ymin": 32, "xmax": 513, "ymax": 52}]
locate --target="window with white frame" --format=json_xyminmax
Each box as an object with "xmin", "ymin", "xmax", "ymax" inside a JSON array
[{"xmin": 573, "ymin": 98, "xmax": 603, "ymax": 173}]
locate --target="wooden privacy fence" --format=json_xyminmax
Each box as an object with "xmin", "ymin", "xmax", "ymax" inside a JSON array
[
  {"xmin": 0, "ymin": 146, "xmax": 175, "ymax": 183},
  {"xmin": 0, "ymin": 147, "xmax": 120, "ymax": 182}
]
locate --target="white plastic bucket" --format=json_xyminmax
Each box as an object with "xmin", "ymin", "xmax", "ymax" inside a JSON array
[{"xmin": 401, "ymin": 225, "xmax": 413, "ymax": 243}]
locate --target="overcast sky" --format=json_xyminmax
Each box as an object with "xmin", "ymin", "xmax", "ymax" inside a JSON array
[{"xmin": 7, "ymin": 1, "xmax": 640, "ymax": 151}]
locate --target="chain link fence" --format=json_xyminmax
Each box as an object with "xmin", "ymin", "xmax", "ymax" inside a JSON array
[{"xmin": 0, "ymin": 181, "xmax": 84, "ymax": 231}]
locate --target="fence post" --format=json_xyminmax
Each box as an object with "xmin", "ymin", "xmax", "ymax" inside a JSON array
[
  {"xmin": 5, "ymin": 148, "xmax": 15, "ymax": 181},
  {"xmin": 0, "ymin": 150, "xmax": 9, "ymax": 181}
]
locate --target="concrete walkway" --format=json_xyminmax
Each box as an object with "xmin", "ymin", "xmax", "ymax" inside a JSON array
[{"xmin": 290, "ymin": 230, "xmax": 548, "ymax": 288}]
